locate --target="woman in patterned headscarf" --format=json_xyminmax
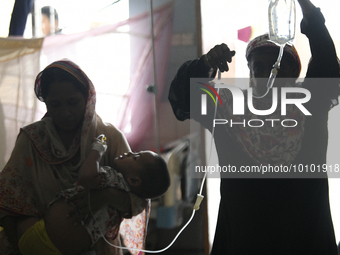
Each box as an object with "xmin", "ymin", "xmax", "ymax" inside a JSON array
[
  {"xmin": 168, "ymin": 0, "xmax": 340, "ymax": 254},
  {"xmin": 0, "ymin": 59, "xmax": 148, "ymax": 255}
]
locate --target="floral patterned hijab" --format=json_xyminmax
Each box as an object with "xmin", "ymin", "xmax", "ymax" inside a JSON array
[
  {"xmin": 0, "ymin": 59, "xmax": 148, "ymax": 255},
  {"xmin": 240, "ymin": 34, "xmax": 305, "ymax": 165},
  {"xmin": 246, "ymin": 33, "xmax": 302, "ymax": 77},
  {"xmin": 29, "ymin": 59, "xmax": 96, "ymax": 165},
  {"xmin": 217, "ymin": 88, "xmax": 305, "ymax": 166}
]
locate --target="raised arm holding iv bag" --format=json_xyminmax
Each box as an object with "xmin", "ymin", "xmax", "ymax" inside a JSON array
[{"xmin": 254, "ymin": 0, "xmax": 296, "ymax": 98}]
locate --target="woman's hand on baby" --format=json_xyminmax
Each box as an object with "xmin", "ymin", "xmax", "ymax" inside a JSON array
[
  {"xmin": 66, "ymin": 189, "xmax": 92, "ymax": 226},
  {"xmin": 66, "ymin": 189, "xmax": 105, "ymax": 226}
]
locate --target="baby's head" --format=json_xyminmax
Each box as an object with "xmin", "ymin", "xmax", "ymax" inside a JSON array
[{"xmin": 113, "ymin": 151, "xmax": 170, "ymax": 199}]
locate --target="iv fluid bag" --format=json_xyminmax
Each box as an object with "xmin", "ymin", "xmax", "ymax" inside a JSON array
[{"xmin": 268, "ymin": 0, "xmax": 296, "ymax": 46}]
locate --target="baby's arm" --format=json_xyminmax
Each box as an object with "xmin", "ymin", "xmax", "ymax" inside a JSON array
[{"xmin": 78, "ymin": 137, "xmax": 107, "ymax": 189}]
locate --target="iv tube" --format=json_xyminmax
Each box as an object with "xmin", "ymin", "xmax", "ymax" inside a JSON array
[
  {"xmin": 86, "ymin": 72, "xmax": 224, "ymax": 254},
  {"xmin": 88, "ymin": 181, "xmax": 204, "ymax": 253},
  {"xmin": 253, "ymin": 0, "xmax": 296, "ymax": 99},
  {"xmin": 253, "ymin": 43, "xmax": 285, "ymax": 99}
]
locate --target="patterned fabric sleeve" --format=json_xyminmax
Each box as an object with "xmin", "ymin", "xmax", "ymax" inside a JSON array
[{"xmin": 97, "ymin": 166, "xmax": 130, "ymax": 192}]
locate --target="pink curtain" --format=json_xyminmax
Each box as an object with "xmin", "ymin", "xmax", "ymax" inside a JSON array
[
  {"xmin": 0, "ymin": 1, "xmax": 175, "ymax": 171},
  {"xmin": 117, "ymin": 2, "xmax": 175, "ymax": 151},
  {"xmin": 40, "ymin": 1, "xmax": 175, "ymax": 152}
]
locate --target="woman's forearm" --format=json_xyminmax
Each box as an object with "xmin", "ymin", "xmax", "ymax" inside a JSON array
[
  {"xmin": 0, "ymin": 216, "xmax": 20, "ymax": 252},
  {"xmin": 90, "ymin": 187, "xmax": 132, "ymax": 218},
  {"xmin": 67, "ymin": 187, "xmax": 143, "ymax": 220}
]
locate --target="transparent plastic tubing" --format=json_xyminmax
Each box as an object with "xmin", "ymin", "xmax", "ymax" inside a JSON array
[
  {"xmin": 86, "ymin": 71, "xmax": 226, "ymax": 254},
  {"xmin": 88, "ymin": 188, "xmax": 199, "ymax": 253},
  {"xmin": 253, "ymin": 43, "xmax": 285, "ymax": 99}
]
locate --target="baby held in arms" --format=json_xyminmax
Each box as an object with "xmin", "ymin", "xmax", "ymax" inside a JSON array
[{"xmin": 18, "ymin": 135, "xmax": 170, "ymax": 255}]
